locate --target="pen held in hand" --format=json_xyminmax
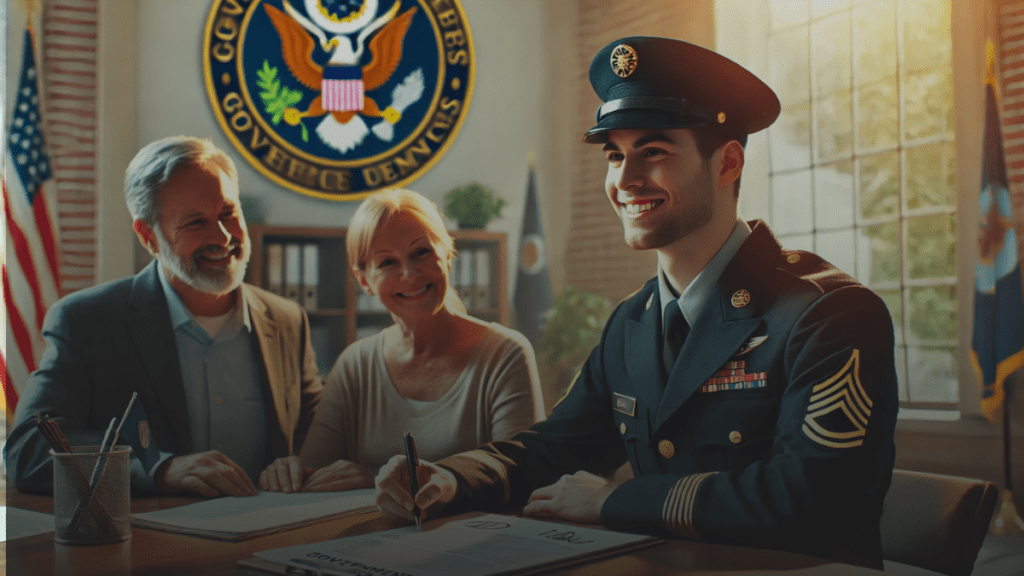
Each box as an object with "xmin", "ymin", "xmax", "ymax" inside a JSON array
[{"xmin": 403, "ymin": 431, "xmax": 421, "ymax": 531}]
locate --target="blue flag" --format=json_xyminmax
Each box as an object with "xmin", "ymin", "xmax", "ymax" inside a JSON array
[
  {"xmin": 513, "ymin": 155, "xmax": 554, "ymax": 345},
  {"xmin": 117, "ymin": 400, "xmax": 162, "ymax": 474},
  {"xmin": 972, "ymin": 74, "xmax": 1024, "ymax": 422}
]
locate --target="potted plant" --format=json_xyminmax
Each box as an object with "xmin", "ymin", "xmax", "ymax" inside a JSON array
[
  {"xmin": 538, "ymin": 286, "xmax": 613, "ymax": 401},
  {"xmin": 443, "ymin": 182, "xmax": 506, "ymax": 229}
]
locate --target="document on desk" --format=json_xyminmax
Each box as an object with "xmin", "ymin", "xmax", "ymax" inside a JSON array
[
  {"xmin": 2, "ymin": 505, "xmax": 54, "ymax": 541},
  {"xmin": 242, "ymin": 514, "xmax": 664, "ymax": 576},
  {"xmin": 131, "ymin": 489, "xmax": 376, "ymax": 541}
]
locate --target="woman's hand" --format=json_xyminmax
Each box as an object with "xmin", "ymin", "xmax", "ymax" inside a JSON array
[
  {"xmin": 301, "ymin": 460, "xmax": 376, "ymax": 492},
  {"xmin": 258, "ymin": 455, "xmax": 312, "ymax": 493},
  {"xmin": 374, "ymin": 455, "xmax": 457, "ymax": 523}
]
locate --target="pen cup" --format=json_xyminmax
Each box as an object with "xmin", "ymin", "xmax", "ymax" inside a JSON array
[{"xmin": 51, "ymin": 445, "xmax": 132, "ymax": 545}]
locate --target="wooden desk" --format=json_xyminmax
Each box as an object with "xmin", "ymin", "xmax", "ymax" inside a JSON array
[{"xmin": 4, "ymin": 491, "xmax": 890, "ymax": 575}]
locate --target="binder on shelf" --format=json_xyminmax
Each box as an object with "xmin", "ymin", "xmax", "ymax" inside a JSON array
[
  {"xmin": 284, "ymin": 243, "xmax": 302, "ymax": 303},
  {"xmin": 474, "ymin": 248, "xmax": 491, "ymax": 311},
  {"xmin": 457, "ymin": 248, "xmax": 475, "ymax": 305},
  {"xmin": 266, "ymin": 243, "xmax": 284, "ymax": 296},
  {"xmin": 301, "ymin": 244, "xmax": 319, "ymax": 310}
]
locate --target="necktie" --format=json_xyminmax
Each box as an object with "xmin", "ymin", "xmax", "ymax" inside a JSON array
[{"xmin": 663, "ymin": 302, "xmax": 689, "ymax": 374}]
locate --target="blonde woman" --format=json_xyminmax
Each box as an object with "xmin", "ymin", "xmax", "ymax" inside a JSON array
[{"xmin": 259, "ymin": 189, "xmax": 544, "ymax": 492}]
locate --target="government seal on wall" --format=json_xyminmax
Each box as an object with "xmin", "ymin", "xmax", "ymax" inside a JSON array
[{"xmin": 203, "ymin": 0, "xmax": 475, "ymax": 200}]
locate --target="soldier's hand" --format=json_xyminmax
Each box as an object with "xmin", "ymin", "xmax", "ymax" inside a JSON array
[
  {"xmin": 524, "ymin": 470, "xmax": 618, "ymax": 524},
  {"xmin": 302, "ymin": 460, "xmax": 375, "ymax": 492},
  {"xmin": 155, "ymin": 450, "xmax": 258, "ymax": 498},
  {"xmin": 259, "ymin": 455, "xmax": 313, "ymax": 493},
  {"xmin": 374, "ymin": 455, "xmax": 456, "ymax": 524}
]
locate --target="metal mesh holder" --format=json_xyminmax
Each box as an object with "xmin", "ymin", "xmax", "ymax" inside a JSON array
[{"xmin": 51, "ymin": 445, "xmax": 132, "ymax": 545}]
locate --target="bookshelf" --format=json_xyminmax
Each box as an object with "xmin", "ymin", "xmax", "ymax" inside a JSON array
[{"xmin": 246, "ymin": 224, "xmax": 508, "ymax": 375}]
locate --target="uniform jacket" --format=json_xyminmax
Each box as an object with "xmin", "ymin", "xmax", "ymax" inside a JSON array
[
  {"xmin": 438, "ymin": 220, "xmax": 899, "ymax": 569},
  {"xmin": 5, "ymin": 260, "xmax": 324, "ymax": 492}
]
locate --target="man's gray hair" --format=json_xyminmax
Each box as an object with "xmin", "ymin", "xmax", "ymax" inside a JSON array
[{"xmin": 124, "ymin": 136, "xmax": 238, "ymax": 225}]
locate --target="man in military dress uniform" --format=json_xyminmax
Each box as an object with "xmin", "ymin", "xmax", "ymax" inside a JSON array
[{"xmin": 375, "ymin": 37, "xmax": 899, "ymax": 569}]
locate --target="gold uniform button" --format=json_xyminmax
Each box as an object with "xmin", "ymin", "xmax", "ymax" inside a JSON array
[
  {"xmin": 787, "ymin": 254, "xmax": 801, "ymax": 264},
  {"xmin": 731, "ymin": 289, "xmax": 751, "ymax": 308},
  {"xmin": 729, "ymin": 431, "xmax": 743, "ymax": 444},
  {"xmin": 658, "ymin": 439, "xmax": 675, "ymax": 459},
  {"xmin": 620, "ymin": 423, "xmax": 627, "ymax": 435},
  {"xmin": 214, "ymin": 397, "xmax": 223, "ymax": 406}
]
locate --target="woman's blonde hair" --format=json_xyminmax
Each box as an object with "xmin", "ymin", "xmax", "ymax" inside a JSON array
[{"xmin": 347, "ymin": 188, "xmax": 456, "ymax": 273}]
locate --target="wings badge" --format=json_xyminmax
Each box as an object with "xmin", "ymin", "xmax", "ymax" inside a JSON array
[{"xmin": 802, "ymin": 349, "xmax": 873, "ymax": 449}]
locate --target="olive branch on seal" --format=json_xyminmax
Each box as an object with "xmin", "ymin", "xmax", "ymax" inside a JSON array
[{"xmin": 256, "ymin": 60, "xmax": 309, "ymax": 142}]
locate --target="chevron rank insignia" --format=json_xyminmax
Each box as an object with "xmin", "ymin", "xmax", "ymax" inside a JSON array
[{"xmin": 802, "ymin": 349, "xmax": 872, "ymax": 449}]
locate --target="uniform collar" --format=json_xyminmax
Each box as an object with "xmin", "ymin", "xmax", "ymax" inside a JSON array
[{"xmin": 658, "ymin": 219, "xmax": 751, "ymax": 328}]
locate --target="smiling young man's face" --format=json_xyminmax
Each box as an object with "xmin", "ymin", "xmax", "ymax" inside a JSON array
[{"xmin": 603, "ymin": 128, "xmax": 718, "ymax": 252}]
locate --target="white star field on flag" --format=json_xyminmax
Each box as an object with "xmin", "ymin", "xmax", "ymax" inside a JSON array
[{"xmin": 9, "ymin": 58, "xmax": 52, "ymax": 198}]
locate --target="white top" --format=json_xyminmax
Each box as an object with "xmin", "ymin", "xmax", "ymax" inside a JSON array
[{"xmin": 301, "ymin": 323, "xmax": 545, "ymax": 470}]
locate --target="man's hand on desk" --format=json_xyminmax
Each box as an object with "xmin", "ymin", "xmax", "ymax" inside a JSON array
[
  {"xmin": 155, "ymin": 450, "xmax": 258, "ymax": 497},
  {"xmin": 523, "ymin": 470, "xmax": 618, "ymax": 524},
  {"xmin": 374, "ymin": 455, "xmax": 457, "ymax": 523}
]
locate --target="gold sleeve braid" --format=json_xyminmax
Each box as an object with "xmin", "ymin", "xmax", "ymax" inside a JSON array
[{"xmin": 662, "ymin": 472, "xmax": 717, "ymax": 539}]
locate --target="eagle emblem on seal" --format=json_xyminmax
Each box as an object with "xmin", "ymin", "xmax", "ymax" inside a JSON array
[
  {"xmin": 264, "ymin": 0, "xmax": 424, "ymax": 153},
  {"xmin": 203, "ymin": 0, "xmax": 475, "ymax": 200}
]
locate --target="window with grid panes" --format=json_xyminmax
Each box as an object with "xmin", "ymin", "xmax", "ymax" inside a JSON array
[{"xmin": 763, "ymin": 0, "xmax": 956, "ymax": 409}]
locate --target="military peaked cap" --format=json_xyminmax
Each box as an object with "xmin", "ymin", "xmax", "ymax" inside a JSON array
[{"xmin": 584, "ymin": 36, "xmax": 781, "ymax": 143}]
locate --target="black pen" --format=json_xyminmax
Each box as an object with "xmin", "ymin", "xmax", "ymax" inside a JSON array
[{"xmin": 403, "ymin": 431, "xmax": 421, "ymax": 531}]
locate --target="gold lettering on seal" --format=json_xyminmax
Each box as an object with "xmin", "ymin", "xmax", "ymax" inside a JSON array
[
  {"xmin": 392, "ymin": 138, "xmax": 432, "ymax": 176},
  {"xmin": 319, "ymin": 169, "xmax": 351, "ymax": 192}
]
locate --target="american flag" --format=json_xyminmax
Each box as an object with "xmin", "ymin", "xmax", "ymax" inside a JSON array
[
  {"xmin": 322, "ymin": 66, "xmax": 365, "ymax": 112},
  {"xmin": 3, "ymin": 25, "xmax": 62, "ymax": 414}
]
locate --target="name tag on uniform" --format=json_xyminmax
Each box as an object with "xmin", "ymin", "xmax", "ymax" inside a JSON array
[{"xmin": 613, "ymin": 393, "xmax": 636, "ymax": 417}]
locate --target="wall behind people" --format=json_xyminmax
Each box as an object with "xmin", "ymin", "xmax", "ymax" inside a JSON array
[
  {"xmin": 2, "ymin": 1, "xmax": 573, "ymax": 295},
  {"xmin": 131, "ymin": 0, "xmax": 569, "ymax": 293}
]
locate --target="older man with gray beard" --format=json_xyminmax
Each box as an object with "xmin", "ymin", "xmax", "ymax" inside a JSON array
[{"xmin": 5, "ymin": 136, "xmax": 323, "ymax": 497}]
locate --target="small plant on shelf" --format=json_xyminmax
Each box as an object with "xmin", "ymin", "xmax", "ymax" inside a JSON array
[{"xmin": 443, "ymin": 182, "xmax": 506, "ymax": 229}]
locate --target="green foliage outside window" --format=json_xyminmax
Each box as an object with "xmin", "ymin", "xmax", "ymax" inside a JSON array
[{"xmin": 765, "ymin": 0, "xmax": 957, "ymax": 406}]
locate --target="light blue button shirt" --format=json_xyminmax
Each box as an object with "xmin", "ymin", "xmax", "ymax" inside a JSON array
[
  {"xmin": 157, "ymin": 265, "xmax": 270, "ymax": 482},
  {"xmin": 658, "ymin": 220, "xmax": 752, "ymax": 372}
]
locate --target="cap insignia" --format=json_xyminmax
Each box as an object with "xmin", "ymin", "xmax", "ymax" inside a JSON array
[
  {"xmin": 717, "ymin": 112, "xmax": 727, "ymax": 124},
  {"xmin": 611, "ymin": 44, "xmax": 638, "ymax": 78}
]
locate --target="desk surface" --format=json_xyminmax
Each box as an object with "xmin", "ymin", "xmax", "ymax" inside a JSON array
[{"xmin": 3, "ymin": 491, "xmax": 892, "ymax": 576}]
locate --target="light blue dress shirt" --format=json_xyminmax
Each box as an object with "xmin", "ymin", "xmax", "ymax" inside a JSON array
[
  {"xmin": 157, "ymin": 265, "xmax": 269, "ymax": 482},
  {"xmin": 658, "ymin": 220, "xmax": 752, "ymax": 373}
]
